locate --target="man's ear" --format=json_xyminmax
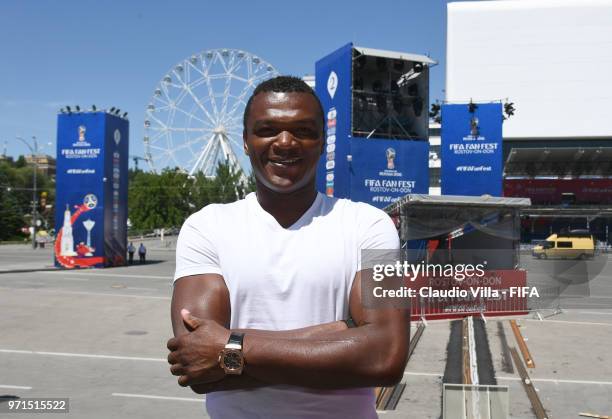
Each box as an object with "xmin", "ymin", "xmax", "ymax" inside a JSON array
[
  {"xmin": 243, "ymin": 130, "xmax": 249, "ymax": 156},
  {"xmin": 320, "ymin": 138, "xmax": 325, "ymax": 155}
]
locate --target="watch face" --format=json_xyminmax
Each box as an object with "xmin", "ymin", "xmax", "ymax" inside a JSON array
[{"xmin": 223, "ymin": 349, "xmax": 243, "ymax": 371}]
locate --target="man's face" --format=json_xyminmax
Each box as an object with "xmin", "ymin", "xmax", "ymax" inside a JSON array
[{"xmin": 243, "ymin": 92, "xmax": 324, "ymax": 194}]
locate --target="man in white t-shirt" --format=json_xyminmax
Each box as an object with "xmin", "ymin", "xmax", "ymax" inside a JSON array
[{"xmin": 167, "ymin": 76, "xmax": 409, "ymax": 419}]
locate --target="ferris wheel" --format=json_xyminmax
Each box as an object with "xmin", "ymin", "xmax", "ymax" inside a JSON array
[{"xmin": 144, "ymin": 49, "xmax": 279, "ymax": 176}]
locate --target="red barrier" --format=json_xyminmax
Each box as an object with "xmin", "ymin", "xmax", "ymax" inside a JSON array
[
  {"xmin": 504, "ymin": 178, "xmax": 612, "ymax": 205},
  {"xmin": 408, "ymin": 270, "xmax": 528, "ymax": 321}
]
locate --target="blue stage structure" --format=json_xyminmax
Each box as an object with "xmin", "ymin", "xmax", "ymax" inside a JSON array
[
  {"xmin": 54, "ymin": 112, "xmax": 129, "ymax": 268},
  {"xmin": 315, "ymin": 43, "xmax": 435, "ymax": 208}
]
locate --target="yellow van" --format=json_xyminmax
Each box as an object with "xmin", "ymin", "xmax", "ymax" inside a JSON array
[{"xmin": 533, "ymin": 230, "xmax": 595, "ymax": 260}]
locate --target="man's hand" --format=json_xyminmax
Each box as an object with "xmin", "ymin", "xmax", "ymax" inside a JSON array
[{"xmin": 167, "ymin": 309, "xmax": 231, "ymax": 387}]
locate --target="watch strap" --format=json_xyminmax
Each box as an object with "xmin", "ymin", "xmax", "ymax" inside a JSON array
[
  {"xmin": 343, "ymin": 318, "xmax": 357, "ymax": 328},
  {"xmin": 227, "ymin": 332, "xmax": 244, "ymax": 348}
]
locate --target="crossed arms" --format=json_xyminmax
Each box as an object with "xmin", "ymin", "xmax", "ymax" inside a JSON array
[{"xmin": 167, "ymin": 271, "xmax": 409, "ymax": 394}]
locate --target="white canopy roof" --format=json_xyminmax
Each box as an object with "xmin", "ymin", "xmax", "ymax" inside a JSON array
[
  {"xmin": 354, "ymin": 46, "xmax": 437, "ymax": 66},
  {"xmin": 385, "ymin": 194, "xmax": 531, "ymax": 213}
]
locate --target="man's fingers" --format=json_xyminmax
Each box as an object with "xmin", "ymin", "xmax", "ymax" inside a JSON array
[
  {"xmin": 181, "ymin": 308, "xmax": 202, "ymax": 331},
  {"xmin": 167, "ymin": 351, "xmax": 179, "ymax": 365},
  {"xmin": 170, "ymin": 363, "xmax": 185, "ymax": 376},
  {"xmin": 167, "ymin": 337, "xmax": 179, "ymax": 351},
  {"xmin": 178, "ymin": 375, "xmax": 190, "ymax": 387}
]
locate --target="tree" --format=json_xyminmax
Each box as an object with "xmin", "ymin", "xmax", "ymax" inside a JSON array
[
  {"xmin": 208, "ymin": 162, "xmax": 249, "ymax": 203},
  {"xmin": 0, "ymin": 158, "xmax": 57, "ymax": 240},
  {"xmin": 245, "ymin": 173, "xmax": 257, "ymax": 194},
  {"xmin": 0, "ymin": 183, "xmax": 24, "ymax": 240},
  {"xmin": 14, "ymin": 155, "xmax": 26, "ymax": 168},
  {"xmin": 127, "ymin": 163, "xmax": 254, "ymax": 231},
  {"xmin": 128, "ymin": 169, "xmax": 191, "ymax": 230}
]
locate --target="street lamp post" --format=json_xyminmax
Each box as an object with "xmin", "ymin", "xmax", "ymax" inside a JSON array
[{"xmin": 16, "ymin": 136, "xmax": 39, "ymax": 249}]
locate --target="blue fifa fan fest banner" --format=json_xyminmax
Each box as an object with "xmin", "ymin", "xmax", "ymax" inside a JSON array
[
  {"xmin": 54, "ymin": 112, "xmax": 129, "ymax": 268},
  {"xmin": 315, "ymin": 42, "xmax": 353, "ymax": 201},
  {"xmin": 350, "ymin": 138, "xmax": 429, "ymax": 206},
  {"xmin": 315, "ymin": 43, "xmax": 429, "ymax": 208},
  {"xmin": 441, "ymin": 103, "xmax": 503, "ymax": 196}
]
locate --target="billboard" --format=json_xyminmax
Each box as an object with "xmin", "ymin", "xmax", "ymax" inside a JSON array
[
  {"xmin": 441, "ymin": 103, "xmax": 503, "ymax": 196},
  {"xmin": 315, "ymin": 43, "xmax": 353, "ymax": 200},
  {"xmin": 54, "ymin": 112, "xmax": 129, "ymax": 268},
  {"xmin": 315, "ymin": 43, "xmax": 431, "ymax": 208},
  {"xmin": 350, "ymin": 138, "xmax": 429, "ymax": 206}
]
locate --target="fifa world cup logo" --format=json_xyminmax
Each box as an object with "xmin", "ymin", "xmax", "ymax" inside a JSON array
[
  {"xmin": 386, "ymin": 147, "xmax": 396, "ymax": 170},
  {"xmin": 78, "ymin": 125, "xmax": 87, "ymax": 142},
  {"xmin": 470, "ymin": 117, "xmax": 479, "ymax": 137}
]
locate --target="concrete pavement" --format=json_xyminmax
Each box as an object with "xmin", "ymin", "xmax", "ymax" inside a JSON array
[{"xmin": 1, "ymin": 245, "xmax": 611, "ymax": 418}]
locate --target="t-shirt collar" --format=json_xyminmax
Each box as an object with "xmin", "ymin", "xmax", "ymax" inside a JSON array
[{"xmin": 247, "ymin": 191, "xmax": 322, "ymax": 230}]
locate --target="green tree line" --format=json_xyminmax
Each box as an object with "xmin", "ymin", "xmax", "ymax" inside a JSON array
[
  {"xmin": 0, "ymin": 159, "xmax": 254, "ymax": 241},
  {"xmin": 128, "ymin": 163, "xmax": 255, "ymax": 230},
  {"xmin": 0, "ymin": 157, "xmax": 55, "ymax": 241}
]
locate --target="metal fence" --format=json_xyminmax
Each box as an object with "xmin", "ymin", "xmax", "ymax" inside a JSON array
[{"xmin": 408, "ymin": 270, "xmax": 529, "ymax": 321}]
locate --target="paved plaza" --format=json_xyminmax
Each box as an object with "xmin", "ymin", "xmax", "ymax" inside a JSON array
[{"xmin": 1, "ymin": 242, "xmax": 611, "ymax": 418}]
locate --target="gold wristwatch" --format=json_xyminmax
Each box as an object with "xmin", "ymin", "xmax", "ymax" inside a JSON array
[{"xmin": 218, "ymin": 332, "xmax": 245, "ymax": 375}]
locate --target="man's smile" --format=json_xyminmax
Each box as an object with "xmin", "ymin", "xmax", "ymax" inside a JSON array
[{"xmin": 268, "ymin": 157, "xmax": 303, "ymax": 167}]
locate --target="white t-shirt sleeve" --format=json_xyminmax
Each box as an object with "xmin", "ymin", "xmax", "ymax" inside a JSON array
[
  {"xmin": 356, "ymin": 204, "xmax": 400, "ymax": 271},
  {"xmin": 174, "ymin": 207, "xmax": 223, "ymax": 282}
]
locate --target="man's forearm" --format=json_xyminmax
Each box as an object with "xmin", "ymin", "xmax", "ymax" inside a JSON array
[
  {"xmin": 240, "ymin": 321, "xmax": 408, "ymax": 389},
  {"xmin": 187, "ymin": 320, "xmax": 350, "ymax": 393},
  {"xmin": 233, "ymin": 320, "xmax": 348, "ymax": 340},
  {"xmin": 189, "ymin": 320, "xmax": 405, "ymax": 392},
  {"xmin": 171, "ymin": 275, "xmax": 408, "ymax": 393}
]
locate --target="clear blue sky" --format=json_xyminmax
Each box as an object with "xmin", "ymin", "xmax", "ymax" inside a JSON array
[{"xmin": 0, "ymin": 0, "xmax": 473, "ymax": 166}]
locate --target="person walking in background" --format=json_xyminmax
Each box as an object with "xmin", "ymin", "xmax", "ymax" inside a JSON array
[
  {"xmin": 138, "ymin": 243, "xmax": 146, "ymax": 264},
  {"xmin": 127, "ymin": 242, "xmax": 135, "ymax": 265}
]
